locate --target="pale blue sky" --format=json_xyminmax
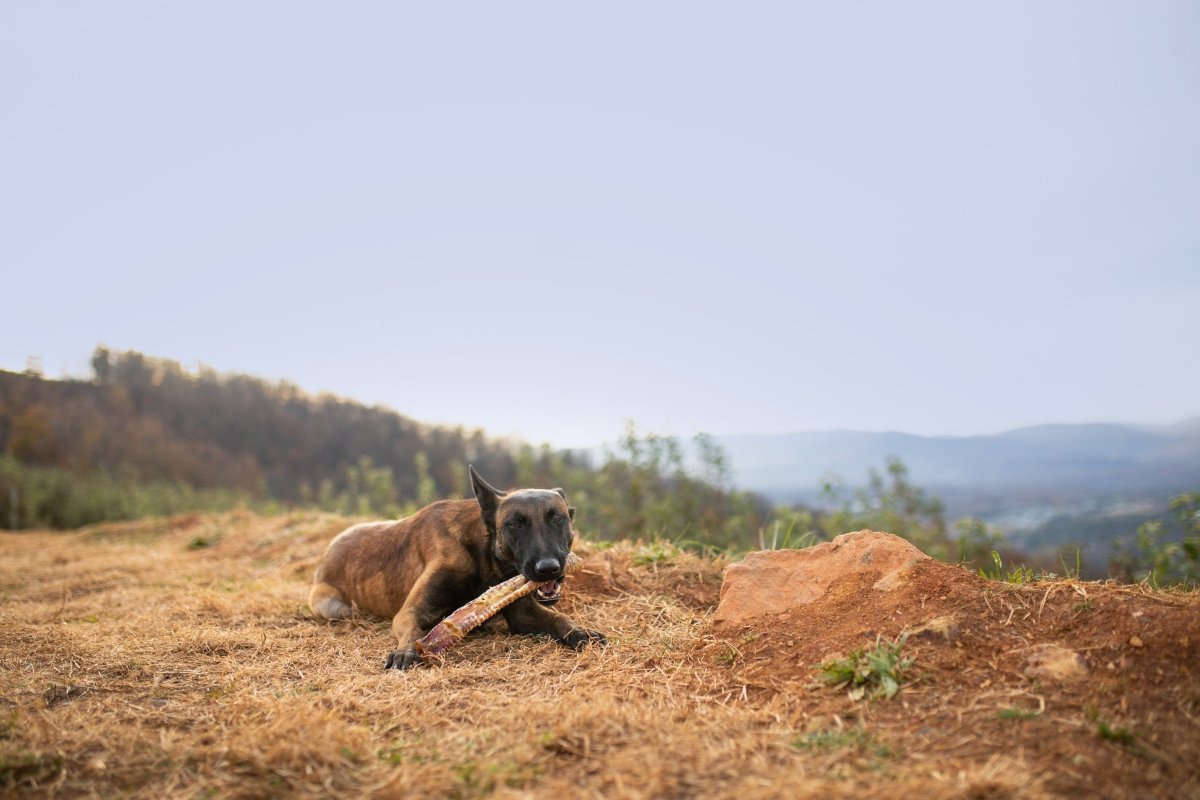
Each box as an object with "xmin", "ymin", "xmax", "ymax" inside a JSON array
[{"xmin": 2, "ymin": 2, "xmax": 1197, "ymax": 447}]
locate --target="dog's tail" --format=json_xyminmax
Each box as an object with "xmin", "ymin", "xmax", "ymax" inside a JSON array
[{"xmin": 309, "ymin": 582, "xmax": 353, "ymax": 620}]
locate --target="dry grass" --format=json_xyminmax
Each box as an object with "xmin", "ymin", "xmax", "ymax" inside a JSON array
[{"xmin": 2, "ymin": 511, "xmax": 1198, "ymax": 799}]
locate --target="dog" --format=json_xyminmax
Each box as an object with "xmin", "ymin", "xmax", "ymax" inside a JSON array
[{"xmin": 309, "ymin": 465, "xmax": 606, "ymax": 669}]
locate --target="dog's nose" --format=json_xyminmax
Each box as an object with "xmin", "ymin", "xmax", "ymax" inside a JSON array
[{"xmin": 533, "ymin": 557, "xmax": 562, "ymax": 579}]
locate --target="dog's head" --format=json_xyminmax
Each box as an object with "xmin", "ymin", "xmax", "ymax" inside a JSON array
[{"xmin": 470, "ymin": 465, "xmax": 575, "ymax": 604}]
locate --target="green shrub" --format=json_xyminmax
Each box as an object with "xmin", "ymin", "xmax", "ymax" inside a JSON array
[{"xmin": 816, "ymin": 634, "xmax": 913, "ymax": 701}]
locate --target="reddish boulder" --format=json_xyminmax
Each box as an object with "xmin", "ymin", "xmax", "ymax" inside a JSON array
[{"xmin": 712, "ymin": 530, "xmax": 931, "ymax": 628}]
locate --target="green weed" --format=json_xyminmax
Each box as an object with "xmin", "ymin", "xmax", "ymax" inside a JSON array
[
  {"xmin": 716, "ymin": 643, "xmax": 740, "ymax": 666},
  {"xmin": 452, "ymin": 758, "xmax": 541, "ymax": 799},
  {"xmin": 1086, "ymin": 706, "xmax": 1138, "ymax": 747},
  {"xmin": 1059, "ymin": 548, "xmax": 1083, "ymax": 579},
  {"xmin": 979, "ymin": 550, "xmax": 1037, "ymax": 584},
  {"xmin": 375, "ymin": 745, "xmax": 432, "ymax": 766},
  {"xmin": 792, "ymin": 726, "xmax": 890, "ymax": 757},
  {"xmin": 1096, "ymin": 719, "xmax": 1137, "ymax": 745},
  {"xmin": 187, "ymin": 535, "xmax": 218, "ymax": 550},
  {"xmin": 633, "ymin": 540, "xmax": 678, "ymax": 566},
  {"xmin": 816, "ymin": 634, "xmax": 913, "ymax": 701},
  {"xmin": 761, "ymin": 513, "xmax": 818, "ymax": 551}
]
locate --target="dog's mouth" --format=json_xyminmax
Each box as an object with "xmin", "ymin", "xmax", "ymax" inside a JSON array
[{"xmin": 533, "ymin": 578, "xmax": 563, "ymax": 604}]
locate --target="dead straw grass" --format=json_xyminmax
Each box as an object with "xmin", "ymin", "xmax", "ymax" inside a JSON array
[{"xmin": 2, "ymin": 511, "xmax": 1198, "ymax": 798}]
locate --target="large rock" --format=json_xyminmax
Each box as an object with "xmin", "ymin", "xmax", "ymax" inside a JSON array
[{"xmin": 712, "ymin": 530, "xmax": 931, "ymax": 628}]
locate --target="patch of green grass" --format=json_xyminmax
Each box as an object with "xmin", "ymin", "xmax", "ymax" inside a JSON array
[
  {"xmin": 203, "ymin": 681, "xmax": 236, "ymax": 701},
  {"xmin": 792, "ymin": 726, "xmax": 891, "ymax": 757},
  {"xmin": 716, "ymin": 642, "xmax": 740, "ymax": 666},
  {"xmin": 792, "ymin": 726, "xmax": 895, "ymax": 777},
  {"xmin": 632, "ymin": 531, "xmax": 731, "ymax": 565},
  {"xmin": 1059, "ymin": 548, "xmax": 1083, "ymax": 579},
  {"xmin": 997, "ymin": 706, "xmax": 1041, "ymax": 721},
  {"xmin": 376, "ymin": 744, "xmax": 437, "ymax": 766},
  {"xmin": 1096, "ymin": 719, "xmax": 1137, "ymax": 745},
  {"xmin": 672, "ymin": 537, "xmax": 730, "ymax": 559},
  {"xmin": 979, "ymin": 550, "xmax": 1037, "ymax": 584},
  {"xmin": 762, "ymin": 516, "xmax": 818, "ymax": 551},
  {"xmin": 1086, "ymin": 706, "xmax": 1138, "ymax": 747},
  {"xmin": 816, "ymin": 634, "xmax": 913, "ymax": 701},
  {"xmin": 451, "ymin": 758, "xmax": 542, "ymax": 799},
  {"xmin": 633, "ymin": 540, "xmax": 678, "ymax": 566}
]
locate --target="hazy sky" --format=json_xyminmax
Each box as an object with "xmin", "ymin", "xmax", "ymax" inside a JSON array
[{"xmin": 3, "ymin": 2, "xmax": 1197, "ymax": 447}]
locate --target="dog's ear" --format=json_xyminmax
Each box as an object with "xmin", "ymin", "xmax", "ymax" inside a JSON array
[
  {"xmin": 469, "ymin": 465, "xmax": 505, "ymax": 531},
  {"xmin": 551, "ymin": 488, "xmax": 574, "ymax": 522}
]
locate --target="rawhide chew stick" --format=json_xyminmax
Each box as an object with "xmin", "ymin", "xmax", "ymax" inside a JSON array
[{"xmin": 414, "ymin": 552, "xmax": 583, "ymax": 656}]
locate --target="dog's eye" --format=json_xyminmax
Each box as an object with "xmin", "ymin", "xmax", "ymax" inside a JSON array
[
  {"xmin": 507, "ymin": 517, "xmax": 527, "ymax": 529},
  {"xmin": 548, "ymin": 513, "xmax": 566, "ymax": 526}
]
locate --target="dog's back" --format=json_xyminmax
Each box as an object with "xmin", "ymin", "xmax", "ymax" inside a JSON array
[{"xmin": 310, "ymin": 499, "xmax": 483, "ymax": 619}]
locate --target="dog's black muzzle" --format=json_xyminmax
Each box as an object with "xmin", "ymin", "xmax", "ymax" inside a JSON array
[{"xmin": 527, "ymin": 556, "xmax": 565, "ymax": 604}]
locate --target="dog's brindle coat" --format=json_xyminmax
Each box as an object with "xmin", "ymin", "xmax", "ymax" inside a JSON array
[{"xmin": 309, "ymin": 466, "xmax": 606, "ymax": 669}]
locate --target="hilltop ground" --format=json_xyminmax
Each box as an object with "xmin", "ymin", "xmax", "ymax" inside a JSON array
[{"xmin": 1, "ymin": 512, "xmax": 1198, "ymax": 799}]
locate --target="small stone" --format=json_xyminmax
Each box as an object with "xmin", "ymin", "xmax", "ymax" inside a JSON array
[
  {"xmin": 1023, "ymin": 644, "xmax": 1087, "ymax": 681},
  {"xmin": 1129, "ymin": 635, "xmax": 1144, "ymax": 648},
  {"xmin": 908, "ymin": 615, "xmax": 960, "ymax": 644}
]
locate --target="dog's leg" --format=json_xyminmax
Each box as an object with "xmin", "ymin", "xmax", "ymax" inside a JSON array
[
  {"xmin": 384, "ymin": 568, "xmax": 452, "ymax": 670},
  {"xmin": 502, "ymin": 597, "xmax": 607, "ymax": 651},
  {"xmin": 309, "ymin": 581, "xmax": 352, "ymax": 620}
]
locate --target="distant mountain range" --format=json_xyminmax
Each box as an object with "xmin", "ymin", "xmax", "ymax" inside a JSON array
[
  {"xmin": 712, "ymin": 420, "xmax": 1200, "ymax": 571},
  {"xmin": 715, "ymin": 420, "xmax": 1200, "ymax": 515}
]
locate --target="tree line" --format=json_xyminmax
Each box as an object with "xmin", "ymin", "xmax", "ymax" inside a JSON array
[
  {"xmin": 2, "ymin": 347, "xmax": 1195, "ymax": 584},
  {"xmin": 0, "ymin": 348, "xmax": 769, "ymax": 546}
]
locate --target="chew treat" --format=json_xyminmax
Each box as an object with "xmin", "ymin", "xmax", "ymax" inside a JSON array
[{"xmin": 415, "ymin": 552, "xmax": 583, "ymax": 656}]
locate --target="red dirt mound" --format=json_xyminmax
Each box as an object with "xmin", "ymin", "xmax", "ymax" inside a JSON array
[{"xmin": 712, "ymin": 546, "xmax": 1200, "ymax": 798}]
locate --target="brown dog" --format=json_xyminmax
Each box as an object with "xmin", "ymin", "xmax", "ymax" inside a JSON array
[{"xmin": 309, "ymin": 465, "xmax": 606, "ymax": 669}]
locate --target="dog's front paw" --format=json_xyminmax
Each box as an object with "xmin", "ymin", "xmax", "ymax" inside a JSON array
[
  {"xmin": 561, "ymin": 628, "xmax": 607, "ymax": 651},
  {"xmin": 384, "ymin": 647, "xmax": 423, "ymax": 670}
]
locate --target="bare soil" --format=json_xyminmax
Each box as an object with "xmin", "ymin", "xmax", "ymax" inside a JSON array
[{"xmin": 1, "ymin": 512, "xmax": 1198, "ymax": 799}]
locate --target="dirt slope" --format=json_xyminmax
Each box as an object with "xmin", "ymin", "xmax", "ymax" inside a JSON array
[{"xmin": 1, "ymin": 512, "xmax": 1197, "ymax": 798}]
